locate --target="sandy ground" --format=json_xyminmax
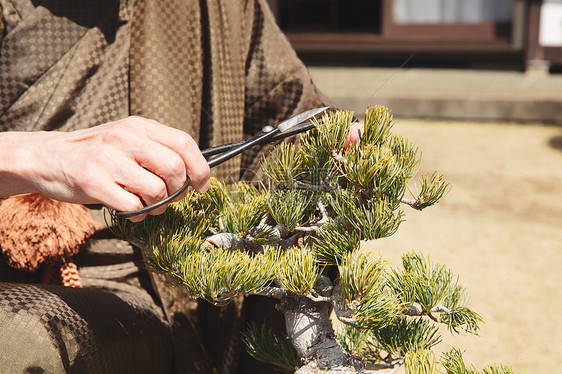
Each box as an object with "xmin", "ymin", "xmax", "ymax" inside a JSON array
[
  {"xmin": 363, "ymin": 120, "xmax": 562, "ymax": 373},
  {"xmin": 307, "ymin": 66, "xmax": 562, "ymax": 373}
]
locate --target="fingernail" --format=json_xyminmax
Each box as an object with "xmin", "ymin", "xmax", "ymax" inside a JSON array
[{"xmin": 198, "ymin": 179, "xmax": 211, "ymax": 193}]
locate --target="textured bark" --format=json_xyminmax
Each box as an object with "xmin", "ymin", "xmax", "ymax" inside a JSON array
[
  {"xmin": 274, "ymin": 275, "xmax": 351, "ymax": 373},
  {"xmin": 205, "ymin": 233, "xmax": 263, "ymax": 253},
  {"xmin": 280, "ymin": 293, "xmax": 350, "ymax": 372},
  {"xmin": 296, "ymin": 362, "xmax": 356, "ymax": 374},
  {"xmin": 278, "ymin": 277, "xmax": 403, "ymax": 374}
]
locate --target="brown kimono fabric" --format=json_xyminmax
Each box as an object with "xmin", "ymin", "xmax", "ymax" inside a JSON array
[
  {"xmin": 129, "ymin": 1, "xmax": 329, "ymax": 373},
  {"xmin": 0, "ymin": 3, "xmax": 173, "ymax": 372},
  {"xmin": 130, "ymin": 0, "xmax": 328, "ymax": 181},
  {"xmin": 0, "ymin": 0, "xmax": 329, "ymax": 373}
]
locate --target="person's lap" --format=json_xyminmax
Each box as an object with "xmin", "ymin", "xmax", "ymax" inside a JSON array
[{"xmin": 0, "ymin": 233, "xmax": 173, "ymax": 373}]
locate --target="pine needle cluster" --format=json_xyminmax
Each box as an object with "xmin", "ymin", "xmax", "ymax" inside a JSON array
[
  {"xmin": 109, "ymin": 106, "xmax": 515, "ymax": 373},
  {"xmin": 242, "ymin": 323, "xmax": 302, "ymax": 371},
  {"xmin": 404, "ymin": 348, "xmax": 516, "ymax": 374},
  {"xmin": 333, "ymin": 252, "xmax": 483, "ymax": 369},
  {"xmin": 390, "ymin": 252, "xmax": 483, "ymax": 334}
]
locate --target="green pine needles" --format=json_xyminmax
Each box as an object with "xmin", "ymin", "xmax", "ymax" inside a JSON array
[
  {"xmin": 242, "ymin": 323, "xmax": 302, "ymax": 371},
  {"xmin": 110, "ymin": 106, "xmax": 515, "ymax": 373}
]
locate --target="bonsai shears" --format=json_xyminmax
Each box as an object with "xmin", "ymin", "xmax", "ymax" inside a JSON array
[{"xmin": 117, "ymin": 106, "xmax": 329, "ymax": 218}]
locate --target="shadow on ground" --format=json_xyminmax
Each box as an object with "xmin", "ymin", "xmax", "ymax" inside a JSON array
[{"xmin": 548, "ymin": 134, "xmax": 562, "ymax": 151}]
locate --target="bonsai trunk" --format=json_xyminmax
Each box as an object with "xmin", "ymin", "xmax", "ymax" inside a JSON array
[
  {"xmin": 279, "ymin": 293, "xmax": 355, "ymax": 374},
  {"xmin": 276, "ymin": 276, "xmax": 401, "ymax": 374},
  {"xmin": 276, "ymin": 275, "xmax": 356, "ymax": 373}
]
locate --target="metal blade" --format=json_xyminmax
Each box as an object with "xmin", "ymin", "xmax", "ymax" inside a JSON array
[
  {"xmin": 271, "ymin": 120, "xmax": 317, "ymax": 140},
  {"xmin": 277, "ymin": 106, "xmax": 329, "ymax": 132}
]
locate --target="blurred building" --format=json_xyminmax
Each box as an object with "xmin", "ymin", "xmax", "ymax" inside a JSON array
[{"xmin": 266, "ymin": 0, "xmax": 562, "ymax": 72}]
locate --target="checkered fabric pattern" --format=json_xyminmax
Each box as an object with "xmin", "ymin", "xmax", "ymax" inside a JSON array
[
  {"xmin": 130, "ymin": 0, "xmax": 204, "ymax": 145},
  {"xmin": 130, "ymin": 1, "xmax": 331, "ymax": 373},
  {"xmin": 0, "ymin": 0, "xmax": 129, "ymax": 131},
  {"xmin": 0, "ymin": 1, "xmax": 172, "ymax": 372},
  {"xmin": 0, "ymin": 0, "xmax": 332, "ymax": 372},
  {"xmin": 0, "ymin": 6, "xmax": 4, "ymax": 39},
  {"xmin": 130, "ymin": 0, "xmax": 327, "ymax": 184},
  {"xmin": 130, "ymin": 0, "xmax": 247, "ymax": 182},
  {"xmin": 240, "ymin": 0, "xmax": 329, "ymax": 182},
  {"xmin": 0, "ymin": 282, "xmax": 173, "ymax": 373},
  {"xmin": 0, "ymin": 205, "xmax": 174, "ymax": 373}
]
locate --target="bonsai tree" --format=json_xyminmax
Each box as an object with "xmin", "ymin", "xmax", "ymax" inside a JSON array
[{"xmin": 111, "ymin": 106, "xmax": 515, "ymax": 374}]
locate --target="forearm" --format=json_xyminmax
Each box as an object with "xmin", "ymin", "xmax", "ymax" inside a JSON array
[{"xmin": 0, "ymin": 131, "xmax": 44, "ymax": 197}]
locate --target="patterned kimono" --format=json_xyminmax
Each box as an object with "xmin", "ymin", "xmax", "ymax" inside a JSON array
[{"xmin": 0, "ymin": 0, "xmax": 328, "ymax": 372}]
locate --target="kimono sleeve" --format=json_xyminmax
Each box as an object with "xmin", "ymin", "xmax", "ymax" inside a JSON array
[{"xmin": 240, "ymin": 0, "xmax": 334, "ymax": 177}]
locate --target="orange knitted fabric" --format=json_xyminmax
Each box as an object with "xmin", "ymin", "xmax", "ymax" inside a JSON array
[
  {"xmin": 41, "ymin": 260, "xmax": 83, "ymax": 288},
  {"xmin": 0, "ymin": 193, "xmax": 97, "ymax": 286}
]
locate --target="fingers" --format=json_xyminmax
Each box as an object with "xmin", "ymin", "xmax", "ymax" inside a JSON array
[
  {"xmin": 117, "ymin": 161, "xmax": 170, "ymax": 216},
  {"xmin": 78, "ymin": 159, "xmax": 168, "ymax": 221},
  {"xmin": 344, "ymin": 122, "xmax": 364, "ymax": 149},
  {"xmin": 141, "ymin": 119, "xmax": 210, "ymax": 193},
  {"xmin": 131, "ymin": 141, "xmax": 187, "ymax": 197},
  {"xmin": 98, "ymin": 183, "xmax": 148, "ymax": 223},
  {"xmin": 100, "ymin": 117, "xmax": 209, "ymax": 219}
]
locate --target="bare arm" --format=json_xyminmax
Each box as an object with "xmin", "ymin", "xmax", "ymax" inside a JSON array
[{"xmin": 0, "ymin": 116, "xmax": 210, "ymax": 222}]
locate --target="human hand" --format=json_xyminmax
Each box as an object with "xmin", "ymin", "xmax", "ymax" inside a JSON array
[
  {"xmin": 0, "ymin": 117, "xmax": 210, "ymax": 222},
  {"xmin": 344, "ymin": 122, "xmax": 364, "ymax": 149}
]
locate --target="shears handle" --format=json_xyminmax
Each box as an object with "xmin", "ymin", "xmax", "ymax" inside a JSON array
[{"xmin": 116, "ymin": 127, "xmax": 281, "ymax": 219}]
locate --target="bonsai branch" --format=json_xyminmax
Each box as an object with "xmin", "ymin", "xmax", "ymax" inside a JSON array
[
  {"xmin": 295, "ymin": 200, "xmax": 329, "ymax": 232},
  {"xmin": 255, "ymin": 286, "xmax": 288, "ymax": 300},
  {"xmin": 403, "ymin": 303, "xmax": 451, "ymax": 322},
  {"xmin": 294, "ymin": 180, "xmax": 338, "ymax": 193},
  {"xmin": 204, "ymin": 233, "xmax": 263, "ymax": 253},
  {"xmin": 400, "ymin": 197, "xmax": 424, "ymax": 211}
]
